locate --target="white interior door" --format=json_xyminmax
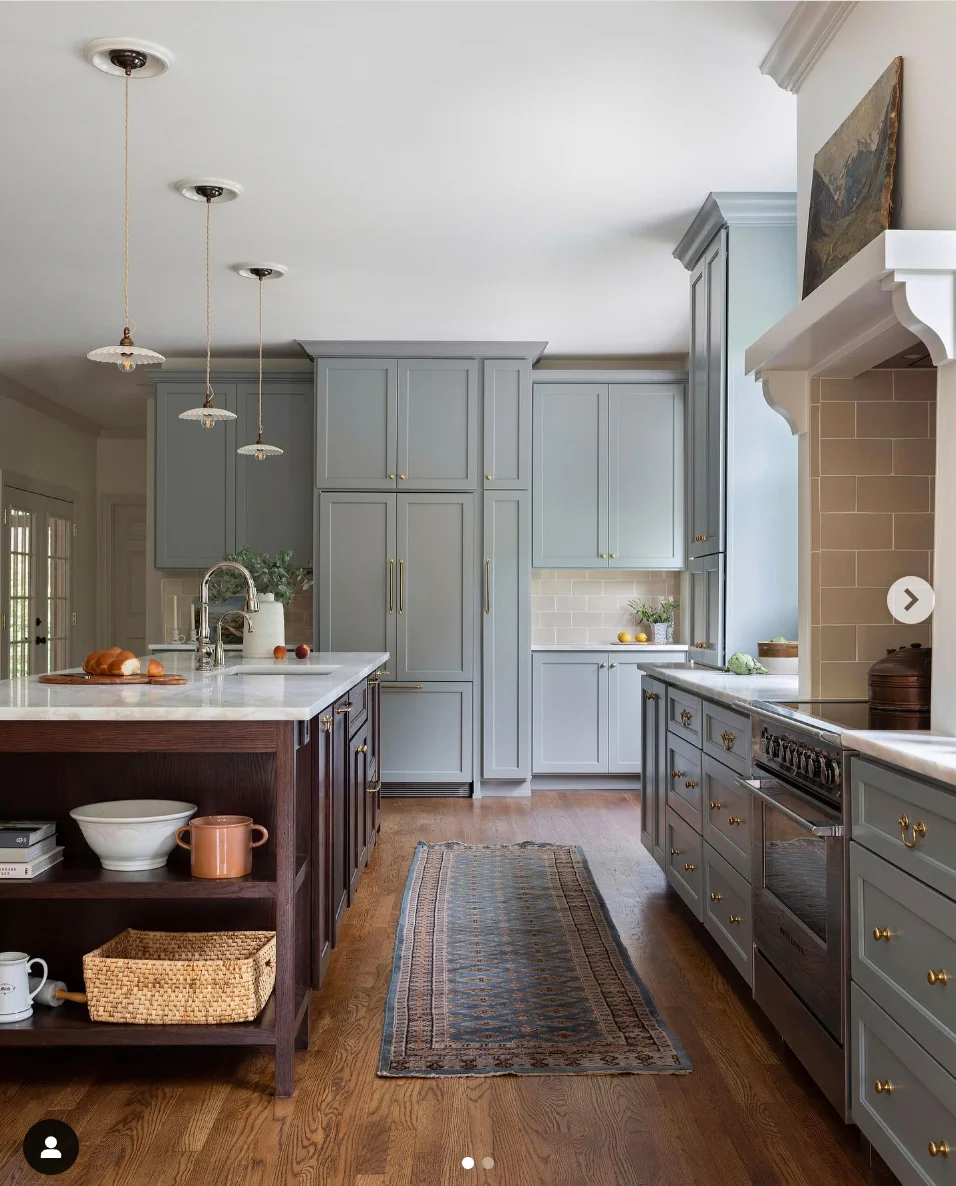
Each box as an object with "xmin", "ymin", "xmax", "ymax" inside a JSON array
[
  {"xmin": 3, "ymin": 485, "xmax": 74, "ymax": 678},
  {"xmin": 110, "ymin": 501, "xmax": 147, "ymax": 655}
]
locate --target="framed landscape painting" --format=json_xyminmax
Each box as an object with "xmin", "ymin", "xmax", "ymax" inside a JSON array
[{"xmin": 803, "ymin": 56, "xmax": 902, "ymax": 297}]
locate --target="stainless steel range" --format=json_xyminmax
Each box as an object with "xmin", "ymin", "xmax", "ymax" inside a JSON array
[{"xmin": 741, "ymin": 700, "xmax": 859, "ymax": 1121}]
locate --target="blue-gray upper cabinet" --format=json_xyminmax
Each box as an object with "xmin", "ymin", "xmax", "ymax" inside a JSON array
[
  {"xmin": 155, "ymin": 382, "xmax": 237, "ymax": 570},
  {"xmin": 396, "ymin": 493, "xmax": 475, "ymax": 682},
  {"xmin": 315, "ymin": 359, "xmax": 398, "ymax": 491},
  {"xmin": 687, "ymin": 230, "xmax": 726, "ymax": 560},
  {"xmin": 398, "ymin": 360, "xmax": 479, "ymax": 491},
  {"xmin": 532, "ymin": 383, "xmax": 607, "ymax": 567},
  {"xmin": 482, "ymin": 490, "xmax": 531, "ymax": 780},
  {"xmin": 607, "ymin": 384, "xmax": 684, "ymax": 569},
  {"xmin": 483, "ymin": 359, "xmax": 531, "ymax": 489},
  {"xmin": 235, "ymin": 379, "xmax": 313, "ymax": 564},
  {"xmin": 532, "ymin": 651, "xmax": 608, "ymax": 775}
]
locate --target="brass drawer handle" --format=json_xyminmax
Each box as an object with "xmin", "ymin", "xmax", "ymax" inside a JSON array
[
  {"xmin": 727, "ymin": 816, "xmax": 743, "ymax": 826},
  {"xmin": 898, "ymin": 813, "xmax": 927, "ymax": 848},
  {"xmin": 398, "ymin": 558, "xmax": 405, "ymax": 614},
  {"xmin": 680, "ymin": 709, "xmax": 693, "ymax": 727},
  {"xmin": 644, "ymin": 691, "xmax": 659, "ymax": 701},
  {"xmin": 874, "ymin": 1079, "xmax": 893, "ymax": 1095},
  {"xmin": 336, "ymin": 702, "xmax": 353, "ymax": 714},
  {"xmin": 695, "ymin": 534, "xmax": 708, "ymax": 542},
  {"xmin": 694, "ymin": 642, "xmax": 706, "ymax": 649},
  {"xmin": 367, "ymin": 781, "xmax": 382, "ymax": 793},
  {"xmin": 683, "ymin": 863, "xmax": 696, "ymax": 872},
  {"xmin": 388, "ymin": 684, "xmax": 425, "ymax": 691},
  {"xmin": 388, "ymin": 558, "xmax": 395, "ymax": 614},
  {"xmin": 929, "ymin": 1141, "xmax": 950, "ymax": 1158},
  {"xmin": 928, "ymin": 969, "xmax": 949, "ymax": 986},
  {"xmin": 485, "ymin": 558, "xmax": 492, "ymax": 615},
  {"xmin": 684, "ymin": 780, "xmax": 698, "ymax": 789},
  {"xmin": 728, "ymin": 914, "xmax": 743, "ymax": 925},
  {"xmin": 356, "ymin": 744, "xmax": 368, "ymax": 754},
  {"xmin": 720, "ymin": 730, "xmax": 736, "ymax": 751},
  {"xmin": 710, "ymin": 892, "xmax": 722, "ymax": 902},
  {"xmin": 708, "ymin": 800, "xmax": 722, "ymax": 810},
  {"xmin": 320, "ymin": 715, "xmax": 333, "ymax": 733},
  {"xmin": 872, "ymin": 927, "xmax": 892, "ymax": 941},
  {"xmin": 670, "ymin": 848, "xmax": 681, "ymax": 856},
  {"xmin": 672, "ymin": 769, "xmax": 685, "ymax": 779}
]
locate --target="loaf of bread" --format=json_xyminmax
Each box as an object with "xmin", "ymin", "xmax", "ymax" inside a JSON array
[
  {"xmin": 83, "ymin": 647, "xmax": 121, "ymax": 675},
  {"xmin": 146, "ymin": 658, "xmax": 165, "ymax": 677},
  {"xmin": 106, "ymin": 651, "xmax": 141, "ymax": 677}
]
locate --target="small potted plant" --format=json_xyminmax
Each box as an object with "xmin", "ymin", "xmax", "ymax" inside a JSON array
[
  {"xmin": 628, "ymin": 596, "xmax": 679, "ymax": 646},
  {"xmin": 208, "ymin": 547, "xmax": 313, "ymax": 656}
]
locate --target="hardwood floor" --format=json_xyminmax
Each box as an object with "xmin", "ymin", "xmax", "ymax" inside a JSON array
[{"xmin": 0, "ymin": 793, "xmax": 890, "ymax": 1186}]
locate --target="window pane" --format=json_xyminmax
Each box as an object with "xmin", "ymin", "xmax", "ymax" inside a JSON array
[{"xmin": 8, "ymin": 508, "xmax": 33, "ymax": 678}]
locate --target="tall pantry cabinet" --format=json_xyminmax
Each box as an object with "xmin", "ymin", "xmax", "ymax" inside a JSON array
[
  {"xmin": 673, "ymin": 193, "xmax": 799, "ymax": 665},
  {"xmin": 303, "ymin": 343, "xmax": 544, "ymax": 796}
]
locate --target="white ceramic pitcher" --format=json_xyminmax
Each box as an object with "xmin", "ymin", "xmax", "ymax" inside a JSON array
[
  {"xmin": 0, "ymin": 951, "xmax": 48, "ymax": 1023},
  {"xmin": 242, "ymin": 592, "xmax": 286, "ymax": 658}
]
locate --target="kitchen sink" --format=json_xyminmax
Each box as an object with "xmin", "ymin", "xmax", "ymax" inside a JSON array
[{"xmin": 225, "ymin": 664, "xmax": 341, "ymax": 676}]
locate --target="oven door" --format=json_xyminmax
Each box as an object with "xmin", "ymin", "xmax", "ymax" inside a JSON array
[{"xmin": 740, "ymin": 773, "xmax": 845, "ymax": 1043}]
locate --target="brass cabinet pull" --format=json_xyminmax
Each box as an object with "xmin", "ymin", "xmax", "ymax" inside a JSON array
[
  {"xmin": 672, "ymin": 769, "xmax": 685, "ymax": 779},
  {"xmin": 367, "ymin": 781, "xmax": 382, "ymax": 794},
  {"xmin": 336, "ymin": 702, "xmax": 353, "ymax": 714},
  {"xmin": 485, "ymin": 558, "xmax": 492, "ymax": 615},
  {"xmin": 356, "ymin": 744, "xmax": 368, "ymax": 754},
  {"xmin": 599, "ymin": 552, "xmax": 607, "ymax": 559},
  {"xmin": 388, "ymin": 683, "xmax": 424, "ymax": 691},
  {"xmin": 929, "ymin": 1141, "xmax": 950, "ymax": 1158},
  {"xmin": 694, "ymin": 534, "xmax": 708, "ymax": 542},
  {"xmin": 720, "ymin": 730, "xmax": 736, "ymax": 751},
  {"xmin": 320, "ymin": 715, "xmax": 333, "ymax": 733},
  {"xmin": 874, "ymin": 1079, "xmax": 893, "ymax": 1095},
  {"xmin": 670, "ymin": 848, "xmax": 681, "ymax": 856},
  {"xmin": 609, "ymin": 553, "xmax": 616, "ymax": 559},
  {"xmin": 928, "ymin": 969, "xmax": 949, "ymax": 986},
  {"xmin": 899, "ymin": 813, "xmax": 927, "ymax": 848},
  {"xmin": 609, "ymin": 662, "xmax": 617, "ymax": 669},
  {"xmin": 708, "ymin": 800, "xmax": 722, "ymax": 810},
  {"xmin": 388, "ymin": 473, "xmax": 395, "ymax": 480},
  {"xmin": 680, "ymin": 709, "xmax": 692, "ymax": 727},
  {"xmin": 683, "ymin": 863, "xmax": 696, "ymax": 872},
  {"xmin": 399, "ymin": 474, "xmax": 406, "ymax": 480},
  {"xmin": 728, "ymin": 816, "xmax": 744, "ymax": 826},
  {"xmin": 600, "ymin": 662, "xmax": 607, "ymax": 669},
  {"xmin": 644, "ymin": 692, "xmax": 659, "ymax": 701},
  {"xmin": 685, "ymin": 780, "xmax": 698, "ymax": 789},
  {"xmin": 710, "ymin": 892, "xmax": 722, "ymax": 902},
  {"xmin": 872, "ymin": 927, "xmax": 892, "ymax": 941},
  {"xmin": 728, "ymin": 914, "xmax": 743, "ymax": 925},
  {"xmin": 694, "ymin": 642, "xmax": 707, "ymax": 649},
  {"xmin": 485, "ymin": 473, "xmax": 493, "ymax": 480},
  {"xmin": 388, "ymin": 558, "xmax": 395, "ymax": 614},
  {"xmin": 398, "ymin": 559, "xmax": 405, "ymax": 614}
]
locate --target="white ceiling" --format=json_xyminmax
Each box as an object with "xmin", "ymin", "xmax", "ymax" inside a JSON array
[{"xmin": 0, "ymin": 1, "xmax": 796, "ymax": 431}]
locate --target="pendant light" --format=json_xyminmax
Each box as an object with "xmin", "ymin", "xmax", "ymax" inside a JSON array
[
  {"xmin": 237, "ymin": 265, "xmax": 287, "ymax": 460},
  {"xmin": 176, "ymin": 180, "xmax": 242, "ymax": 428},
  {"xmin": 86, "ymin": 44, "xmax": 167, "ymax": 372}
]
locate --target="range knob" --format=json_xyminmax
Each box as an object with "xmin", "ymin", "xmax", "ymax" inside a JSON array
[
  {"xmin": 761, "ymin": 728, "xmax": 771, "ymax": 755},
  {"xmin": 801, "ymin": 749, "xmax": 814, "ymax": 776},
  {"xmin": 822, "ymin": 756, "xmax": 837, "ymax": 786},
  {"xmin": 771, "ymin": 736, "xmax": 781, "ymax": 759},
  {"xmin": 810, "ymin": 752, "xmax": 822, "ymax": 779},
  {"xmin": 831, "ymin": 758, "xmax": 842, "ymax": 786}
]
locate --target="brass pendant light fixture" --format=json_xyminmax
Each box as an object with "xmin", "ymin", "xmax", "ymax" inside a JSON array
[
  {"xmin": 177, "ymin": 180, "xmax": 241, "ymax": 428},
  {"xmin": 86, "ymin": 46, "xmax": 166, "ymax": 372},
  {"xmin": 237, "ymin": 265, "xmax": 286, "ymax": 460}
]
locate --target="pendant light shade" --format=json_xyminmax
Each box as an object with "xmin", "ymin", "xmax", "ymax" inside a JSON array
[
  {"xmin": 238, "ymin": 267, "xmax": 285, "ymax": 460},
  {"xmin": 179, "ymin": 184, "xmax": 238, "ymax": 428},
  {"xmin": 87, "ymin": 48, "xmax": 165, "ymax": 372}
]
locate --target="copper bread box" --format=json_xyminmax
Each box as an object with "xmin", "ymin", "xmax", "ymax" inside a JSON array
[{"xmin": 867, "ymin": 643, "xmax": 931, "ymax": 730}]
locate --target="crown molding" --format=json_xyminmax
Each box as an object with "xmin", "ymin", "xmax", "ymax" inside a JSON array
[
  {"xmin": 760, "ymin": 2, "xmax": 856, "ymax": 93},
  {"xmin": 673, "ymin": 192, "xmax": 797, "ymax": 271},
  {"xmin": 298, "ymin": 340, "xmax": 549, "ymax": 362},
  {"xmin": 0, "ymin": 374, "xmax": 100, "ymax": 436}
]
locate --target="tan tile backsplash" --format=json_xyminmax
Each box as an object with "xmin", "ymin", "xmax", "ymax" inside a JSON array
[
  {"xmin": 810, "ymin": 369, "xmax": 936, "ymax": 697},
  {"xmin": 531, "ymin": 569, "xmax": 681, "ymax": 646},
  {"xmin": 159, "ymin": 575, "xmax": 313, "ymax": 646}
]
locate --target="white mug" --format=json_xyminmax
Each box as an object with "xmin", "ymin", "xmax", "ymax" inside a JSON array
[{"xmin": 0, "ymin": 951, "xmax": 48, "ymax": 1023}]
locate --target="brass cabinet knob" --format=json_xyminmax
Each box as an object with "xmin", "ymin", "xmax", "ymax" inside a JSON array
[
  {"xmin": 485, "ymin": 473, "xmax": 493, "ymax": 480},
  {"xmin": 685, "ymin": 780, "xmax": 698, "ymax": 789},
  {"xmin": 644, "ymin": 691, "xmax": 659, "ymax": 700},
  {"xmin": 672, "ymin": 770, "xmax": 685, "ymax": 779},
  {"xmin": 683, "ymin": 863, "xmax": 696, "ymax": 872},
  {"xmin": 388, "ymin": 473, "xmax": 396, "ymax": 480},
  {"xmin": 356, "ymin": 744, "xmax": 368, "ymax": 754},
  {"xmin": 929, "ymin": 1141, "xmax": 950, "ymax": 1158},
  {"xmin": 873, "ymin": 927, "xmax": 892, "ymax": 941},
  {"xmin": 728, "ymin": 816, "xmax": 744, "ymax": 826},
  {"xmin": 728, "ymin": 914, "xmax": 743, "ymax": 925},
  {"xmin": 599, "ymin": 553, "xmax": 607, "ymax": 559},
  {"xmin": 874, "ymin": 1079, "xmax": 893, "ymax": 1095},
  {"xmin": 708, "ymin": 800, "xmax": 722, "ymax": 810},
  {"xmin": 609, "ymin": 662, "xmax": 617, "ymax": 669},
  {"xmin": 599, "ymin": 662, "xmax": 607, "ymax": 669},
  {"xmin": 680, "ymin": 709, "xmax": 692, "ymax": 726},
  {"xmin": 670, "ymin": 848, "xmax": 681, "ymax": 856},
  {"xmin": 710, "ymin": 892, "xmax": 722, "ymax": 902},
  {"xmin": 928, "ymin": 969, "xmax": 949, "ymax": 986},
  {"xmin": 399, "ymin": 474, "xmax": 406, "ymax": 480},
  {"xmin": 609, "ymin": 553, "xmax": 616, "ymax": 559}
]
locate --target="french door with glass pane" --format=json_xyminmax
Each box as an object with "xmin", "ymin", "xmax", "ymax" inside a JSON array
[{"xmin": 3, "ymin": 486, "xmax": 74, "ymax": 678}]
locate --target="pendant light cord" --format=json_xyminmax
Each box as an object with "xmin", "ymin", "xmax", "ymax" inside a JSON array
[
  {"xmin": 123, "ymin": 68, "xmax": 131, "ymax": 331},
  {"xmin": 205, "ymin": 197, "xmax": 213, "ymax": 403},
  {"xmin": 257, "ymin": 277, "xmax": 264, "ymax": 442}
]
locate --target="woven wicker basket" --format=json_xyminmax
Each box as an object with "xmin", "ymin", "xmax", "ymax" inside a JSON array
[{"xmin": 82, "ymin": 929, "xmax": 276, "ymax": 1025}]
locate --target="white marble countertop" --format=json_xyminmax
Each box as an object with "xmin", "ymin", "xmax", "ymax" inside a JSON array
[
  {"xmin": 634, "ymin": 662, "xmax": 799, "ymax": 710},
  {"xmin": 0, "ymin": 651, "xmax": 389, "ymax": 722},
  {"xmin": 531, "ymin": 643, "xmax": 689, "ymax": 653},
  {"xmin": 843, "ymin": 730, "xmax": 956, "ymax": 790}
]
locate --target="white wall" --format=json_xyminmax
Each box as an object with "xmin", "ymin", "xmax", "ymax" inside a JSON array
[
  {"xmin": 797, "ymin": 2, "xmax": 956, "ymax": 287},
  {"xmin": 96, "ymin": 438, "xmax": 146, "ymax": 496}
]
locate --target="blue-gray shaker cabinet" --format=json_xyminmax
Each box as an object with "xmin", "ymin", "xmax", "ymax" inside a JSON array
[
  {"xmin": 155, "ymin": 382, "xmax": 236, "ymax": 570},
  {"xmin": 482, "ymin": 491, "xmax": 530, "ymax": 781},
  {"xmin": 532, "ymin": 652, "xmax": 609, "ymax": 775},
  {"xmin": 398, "ymin": 360, "xmax": 479, "ymax": 491},
  {"xmin": 380, "ymin": 682, "xmax": 474, "ymax": 784},
  {"xmin": 315, "ymin": 359, "xmax": 398, "ymax": 491},
  {"xmin": 607, "ymin": 654, "xmax": 647, "ymax": 774},
  {"xmin": 483, "ymin": 359, "xmax": 531, "ymax": 489}
]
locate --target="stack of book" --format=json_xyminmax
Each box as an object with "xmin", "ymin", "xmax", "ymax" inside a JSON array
[{"xmin": 0, "ymin": 821, "xmax": 63, "ymax": 879}]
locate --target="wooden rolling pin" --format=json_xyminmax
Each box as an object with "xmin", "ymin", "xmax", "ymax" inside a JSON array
[{"xmin": 28, "ymin": 977, "xmax": 87, "ymax": 1008}]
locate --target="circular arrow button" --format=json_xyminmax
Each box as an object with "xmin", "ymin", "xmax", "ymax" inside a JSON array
[{"xmin": 887, "ymin": 576, "xmax": 935, "ymax": 624}]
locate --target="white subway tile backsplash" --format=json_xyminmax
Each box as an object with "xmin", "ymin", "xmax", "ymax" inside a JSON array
[
  {"xmin": 537, "ymin": 580, "xmax": 573, "ymax": 596},
  {"xmin": 530, "ymin": 568, "xmax": 681, "ymax": 646},
  {"xmin": 555, "ymin": 596, "xmax": 589, "ymax": 612},
  {"xmin": 555, "ymin": 627, "xmax": 590, "ymax": 644}
]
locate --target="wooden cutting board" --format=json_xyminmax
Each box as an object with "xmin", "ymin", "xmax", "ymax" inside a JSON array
[{"xmin": 38, "ymin": 674, "xmax": 188, "ymax": 686}]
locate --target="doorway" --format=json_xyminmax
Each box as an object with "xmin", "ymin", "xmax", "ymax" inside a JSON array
[
  {"xmin": 2, "ymin": 484, "xmax": 75, "ymax": 678},
  {"xmin": 98, "ymin": 496, "xmax": 147, "ymax": 656}
]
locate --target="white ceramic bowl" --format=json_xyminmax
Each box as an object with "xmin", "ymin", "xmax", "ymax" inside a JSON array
[{"xmin": 70, "ymin": 799, "xmax": 197, "ymax": 871}]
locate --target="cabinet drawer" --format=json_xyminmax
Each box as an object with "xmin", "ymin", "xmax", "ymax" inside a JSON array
[
  {"xmin": 851, "ymin": 841, "xmax": 956, "ymax": 1082},
  {"xmin": 852, "ymin": 983, "xmax": 956, "ymax": 1186},
  {"xmin": 852, "ymin": 758, "xmax": 956, "ymax": 902},
  {"xmin": 703, "ymin": 843, "xmax": 753, "ymax": 986},
  {"xmin": 667, "ymin": 688, "xmax": 702, "ymax": 745},
  {"xmin": 665, "ymin": 807, "xmax": 703, "ymax": 921},
  {"xmin": 346, "ymin": 679, "xmax": 369, "ymax": 738},
  {"xmin": 665, "ymin": 734, "xmax": 703, "ymax": 831},
  {"xmin": 701, "ymin": 702, "xmax": 750, "ymax": 777},
  {"xmin": 701, "ymin": 755, "xmax": 751, "ymax": 880}
]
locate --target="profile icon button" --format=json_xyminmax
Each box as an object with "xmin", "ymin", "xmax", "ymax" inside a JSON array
[{"xmin": 22, "ymin": 1119, "xmax": 79, "ymax": 1174}]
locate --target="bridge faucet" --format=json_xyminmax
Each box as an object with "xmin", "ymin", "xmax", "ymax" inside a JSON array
[{"xmin": 196, "ymin": 562, "xmax": 259, "ymax": 670}]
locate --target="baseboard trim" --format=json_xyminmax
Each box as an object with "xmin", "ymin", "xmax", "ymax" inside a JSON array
[
  {"xmin": 477, "ymin": 780, "xmax": 532, "ymax": 798},
  {"xmin": 530, "ymin": 776, "xmax": 641, "ymax": 792}
]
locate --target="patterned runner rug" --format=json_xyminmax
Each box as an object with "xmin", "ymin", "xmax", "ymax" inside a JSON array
[{"xmin": 378, "ymin": 841, "xmax": 692, "ymax": 1077}]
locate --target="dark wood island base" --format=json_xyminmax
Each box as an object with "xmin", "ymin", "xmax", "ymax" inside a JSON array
[{"xmin": 0, "ymin": 671, "xmax": 383, "ymax": 1097}]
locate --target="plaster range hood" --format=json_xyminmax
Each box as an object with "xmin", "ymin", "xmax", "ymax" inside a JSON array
[{"xmin": 744, "ymin": 228, "xmax": 956, "ymax": 732}]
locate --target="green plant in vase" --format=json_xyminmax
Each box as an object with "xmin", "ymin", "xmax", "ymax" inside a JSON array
[
  {"xmin": 208, "ymin": 547, "xmax": 313, "ymax": 641},
  {"xmin": 628, "ymin": 596, "xmax": 679, "ymax": 645}
]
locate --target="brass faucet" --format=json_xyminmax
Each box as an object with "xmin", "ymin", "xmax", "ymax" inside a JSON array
[{"xmin": 196, "ymin": 562, "xmax": 259, "ymax": 670}]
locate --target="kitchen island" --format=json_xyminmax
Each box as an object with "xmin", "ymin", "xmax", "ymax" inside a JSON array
[{"xmin": 0, "ymin": 650, "xmax": 388, "ymax": 1097}]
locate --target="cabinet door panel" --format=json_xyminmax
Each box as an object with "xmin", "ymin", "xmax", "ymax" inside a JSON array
[
  {"xmin": 380, "ymin": 683, "xmax": 473, "ymax": 783},
  {"xmin": 235, "ymin": 380, "xmax": 313, "ymax": 563},
  {"xmin": 311, "ymin": 714, "xmax": 332, "ymax": 986},
  {"xmin": 532, "ymin": 383, "xmax": 608, "ymax": 567},
  {"xmin": 608, "ymin": 384, "xmax": 684, "ymax": 569},
  {"xmin": 155, "ymin": 383, "xmax": 236, "ymax": 569},
  {"xmin": 349, "ymin": 718, "xmax": 370, "ymax": 899},
  {"xmin": 689, "ymin": 553, "xmax": 724, "ymax": 668},
  {"xmin": 316, "ymin": 359, "xmax": 397, "ymax": 490},
  {"xmin": 398, "ymin": 360, "xmax": 478, "ymax": 490},
  {"xmin": 331, "ymin": 702, "xmax": 349, "ymax": 942},
  {"xmin": 640, "ymin": 681, "xmax": 657, "ymax": 856},
  {"xmin": 396, "ymin": 493, "xmax": 474, "ymax": 682},
  {"xmin": 608, "ymin": 655, "xmax": 645, "ymax": 774},
  {"xmin": 689, "ymin": 259, "xmax": 708, "ymax": 558},
  {"xmin": 532, "ymin": 652, "xmax": 608, "ymax": 775},
  {"xmin": 483, "ymin": 359, "xmax": 531, "ymax": 488},
  {"xmin": 704, "ymin": 231, "xmax": 727, "ymax": 553},
  {"xmin": 317, "ymin": 493, "xmax": 397, "ymax": 663},
  {"xmin": 482, "ymin": 491, "xmax": 530, "ymax": 780}
]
